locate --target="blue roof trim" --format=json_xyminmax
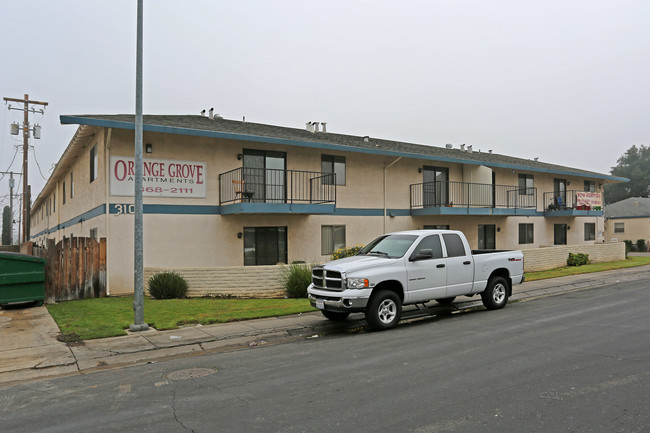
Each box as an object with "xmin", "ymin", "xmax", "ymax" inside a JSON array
[
  {"xmin": 411, "ymin": 207, "xmax": 540, "ymax": 216},
  {"xmin": 60, "ymin": 115, "xmax": 628, "ymax": 182},
  {"xmin": 29, "ymin": 204, "xmax": 106, "ymax": 239},
  {"xmin": 543, "ymin": 210, "xmax": 604, "ymax": 217},
  {"xmin": 220, "ymin": 203, "xmax": 335, "ymax": 215},
  {"xmin": 603, "ymin": 215, "xmax": 650, "ymax": 220}
]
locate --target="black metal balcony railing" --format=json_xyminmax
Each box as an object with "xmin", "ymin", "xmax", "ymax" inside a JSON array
[
  {"xmin": 219, "ymin": 167, "xmax": 336, "ymax": 206},
  {"xmin": 410, "ymin": 181, "xmax": 537, "ymax": 209},
  {"xmin": 543, "ymin": 190, "xmax": 603, "ymax": 211}
]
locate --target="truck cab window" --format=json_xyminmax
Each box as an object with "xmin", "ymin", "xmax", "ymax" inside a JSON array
[
  {"xmin": 442, "ymin": 233, "xmax": 466, "ymax": 257},
  {"xmin": 410, "ymin": 235, "xmax": 443, "ymax": 260}
]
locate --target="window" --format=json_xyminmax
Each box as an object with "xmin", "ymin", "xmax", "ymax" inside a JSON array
[
  {"xmin": 614, "ymin": 223, "xmax": 624, "ymax": 233},
  {"xmin": 70, "ymin": 172, "xmax": 74, "ymax": 198},
  {"xmin": 584, "ymin": 223, "xmax": 595, "ymax": 241},
  {"xmin": 554, "ymin": 224, "xmax": 567, "ymax": 245},
  {"xmin": 62, "ymin": 182, "xmax": 66, "ymax": 204},
  {"xmin": 519, "ymin": 223, "xmax": 534, "ymax": 244},
  {"xmin": 584, "ymin": 180, "xmax": 595, "ymax": 192},
  {"xmin": 321, "ymin": 155, "xmax": 346, "ymax": 185},
  {"xmin": 90, "ymin": 145, "xmax": 98, "ymax": 183},
  {"xmin": 423, "ymin": 225, "xmax": 450, "ymax": 230},
  {"xmin": 410, "ymin": 235, "xmax": 443, "ymax": 260},
  {"xmin": 53, "ymin": 192, "xmax": 55, "ymax": 212},
  {"xmin": 244, "ymin": 227, "xmax": 287, "ymax": 266},
  {"xmin": 442, "ymin": 233, "xmax": 466, "ymax": 257},
  {"xmin": 478, "ymin": 225, "xmax": 496, "ymax": 249},
  {"xmin": 518, "ymin": 174, "xmax": 534, "ymax": 195},
  {"xmin": 321, "ymin": 225, "xmax": 346, "ymax": 255},
  {"xmin": 89, "ymin": 228, "xmax": 98, "ymax": 240}
]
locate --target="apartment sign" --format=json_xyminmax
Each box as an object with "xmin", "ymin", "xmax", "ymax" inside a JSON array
[
  {"xmin": 576, "ymin": 192, "xmax": 602, "ymax": 207},
  {"xmin": 110, "ymin": 156, "xmax": 206, "ymax": 198}
]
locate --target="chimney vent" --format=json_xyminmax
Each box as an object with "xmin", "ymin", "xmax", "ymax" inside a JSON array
[
  {"xmin": 321, "ymin": 122, "xmax": 327, "ymax": 133},
  {"xmin": 467, "ymin": 145, "xmax": 473, "ymax": 153},
  {"xmin": 460, "ymin": 144, "xmax": 465, "ymax": 151},
  {"xmin": 489, "ymin": 150, "xmax": 493, "ymax": 154},
  {"xmin": 313, "ymin": 122, "xmax": 320, "ymax": 133},
  {"xmin": 445, "ymin": 143, "xmax": 452, "ymax": 149},
  {"xmin": 209, "ymin": 108, "xmax": 214, "ymax": 119},
  {"xmin": 363, "ymin": 136, "xmax": 370, "ymax": 142}
]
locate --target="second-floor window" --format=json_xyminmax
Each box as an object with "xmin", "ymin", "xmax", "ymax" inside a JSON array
[
  {"xmin": 63, "ymin": 182, "xmax": 66, "ymax": 205},
  {"xmin": 584, "ymin": 180, "xmax": 595, "ymax": 192},
  {"xmin": 90, "ymin": 145, "xmax": 98, "ymax": 183},
  {"xmin": 321, "ymin": 225, "xmax": 346, "ymax": 255},
  {"xmin": 321, "ymin": 155, "xmax": 346, "ymax": 186},
  {"xmin": 70, "ymin": 172, "xmax": 74, "ymax": 198},
  {"xmin": 518, "ymin": 174, "xmax": 534, "ymax": 195}
]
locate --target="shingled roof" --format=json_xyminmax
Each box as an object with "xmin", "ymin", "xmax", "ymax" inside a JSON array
[
  {"xmin": 605, "ymin": 197, "xmax": 650, "ymax": 218},
  {"xmin": 60, "ymin": 114, "xmax": 627, "ymax": 181}
]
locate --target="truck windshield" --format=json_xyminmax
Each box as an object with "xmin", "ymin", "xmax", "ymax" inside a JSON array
[{"xmin": 358, "ymin": 234, "xmax": 418, "ymax": 258}]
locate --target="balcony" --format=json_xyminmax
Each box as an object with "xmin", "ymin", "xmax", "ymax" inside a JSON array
[
  {"xmin": 410, "ymin": 181, "xmax": 537, "ymax": 216},
  {"xmin": 219, "ymin": 167, "xmax": 336, "ymax": 214},
  {"xmin": 543, "ymin": 191, "xmax": 603, "ymax": 216}
]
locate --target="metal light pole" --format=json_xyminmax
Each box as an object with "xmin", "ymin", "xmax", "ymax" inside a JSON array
[{"xmin": 130, "ymin": 0, "xmax": 148, "ymax": 332}]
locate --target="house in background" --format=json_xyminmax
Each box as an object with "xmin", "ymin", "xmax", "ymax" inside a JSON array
[
  {"xmin": 29, "ymin": 114, "xmax": 627, "ymax": 295},
  {"xmin": 604, "ymin": 197, "xmax": 650, "ymax": 249}
]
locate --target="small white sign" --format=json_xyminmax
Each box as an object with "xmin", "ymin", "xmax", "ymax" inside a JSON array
[{"xmin": 110, "ymin": 156, "xmax": 206, "ymax": 198}]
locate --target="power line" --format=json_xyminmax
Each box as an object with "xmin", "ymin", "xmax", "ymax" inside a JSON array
[{"xmin": 30, "ymin": 145, "xmax": 48, "ymax": 180}]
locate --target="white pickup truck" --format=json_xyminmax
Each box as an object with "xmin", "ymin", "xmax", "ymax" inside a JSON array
[{"xmin": 308, "ymin": 230, "xmax": 525, "ymax": 330}]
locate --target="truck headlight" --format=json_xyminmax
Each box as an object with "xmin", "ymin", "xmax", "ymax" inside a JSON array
[{"xmin": 347, "ymin": 278, "xmax": 369, "ymax": 289}]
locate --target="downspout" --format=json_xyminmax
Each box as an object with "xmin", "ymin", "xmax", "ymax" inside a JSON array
[
  {"xmin": 104, "ymin": 127, "xmax": 112, "ymax": 295},
  {"xmin": 383, "ymin": 157, "xmax": 402, "ymax": 233}
]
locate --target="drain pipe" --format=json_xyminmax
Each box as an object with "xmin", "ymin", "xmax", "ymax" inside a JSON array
[{"xmin": 384, "ymin": 157, "xmax": 402, "ymax": 232}]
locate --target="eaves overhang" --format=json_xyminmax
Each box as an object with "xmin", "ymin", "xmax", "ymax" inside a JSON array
[{"xmin": 60, "ymin": 115, "xmax": 630, "ymax": 183}]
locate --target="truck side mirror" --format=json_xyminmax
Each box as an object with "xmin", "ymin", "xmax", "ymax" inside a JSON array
[{"xmin": 410, "ymin": 249, "xmax": 433, "ymax": 261}]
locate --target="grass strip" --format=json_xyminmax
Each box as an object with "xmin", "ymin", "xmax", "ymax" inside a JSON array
[
  {"xmin": 47, "ymin": 297, "xmax": 314, "ymax": 340},
  {"xmin": 524, "ymin": 256, "xmax": 650, "ymax": 282}
]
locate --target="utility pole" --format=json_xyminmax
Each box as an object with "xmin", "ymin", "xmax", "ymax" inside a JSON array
[{"xmin": 4, "ymin": 94, "xmax": 48, "ymax": 244}]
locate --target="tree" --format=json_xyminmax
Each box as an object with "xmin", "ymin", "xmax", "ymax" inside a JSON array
[
  {"xmin": 604, "ymin": 145, "xmax": 650, "ymax": 204},
  {"xmin": 2, "ymin": 206, "xmax": 10, "ymax": 245}
]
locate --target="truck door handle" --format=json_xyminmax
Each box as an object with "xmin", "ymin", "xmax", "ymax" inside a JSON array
[
  {"xmin": 436, "ymin": 264, "xmax": 445, "ymax": 268},
  {"xmin": 463, "ymin": 261, "xmax": 471, "ymax": 265}
]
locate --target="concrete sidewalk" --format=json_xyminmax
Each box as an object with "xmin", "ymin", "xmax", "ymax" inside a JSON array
[{"xmin": 1, "ymin": 264, "xmax": 649, "ymax": 387}]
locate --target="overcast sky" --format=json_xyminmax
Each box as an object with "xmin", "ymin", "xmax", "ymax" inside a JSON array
[{"xmin": 2, "ymin": 0, "xmax": 649, "ymax": 208}]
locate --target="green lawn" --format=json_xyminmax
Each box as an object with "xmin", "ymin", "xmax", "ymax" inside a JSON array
[
  {"xmin": 47, "ymin": 297, "xmax": 315, "ymax": 340},
  {"xmin": 524, "ymin": 256, "xmax": 650, "ymax": 281}
]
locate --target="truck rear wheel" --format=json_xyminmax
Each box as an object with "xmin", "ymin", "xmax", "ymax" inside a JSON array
[
  {"xmin": 321, "ymin": 310, "xmax": 350, "ymax": 321},
  {"xmin": 365, "ymin": 290, "xmax": 402, "ymax": 331},
  {"xmin": 481, "ymin": 276, "xmax": 509, "ymax": 310}
]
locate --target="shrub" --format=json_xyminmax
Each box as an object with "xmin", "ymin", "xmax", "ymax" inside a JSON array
[
  {"xmin": 281, "ymin": 262, "xmax": 313, "ymax": 298},
  {"xmin": 331, "ymin": 245, "xmax": 364, "ymax": 260},
  {"xmin": 636, "ymin": 239, "xmax": 646, "ymax": 252},
  {"xmin": 623, "ymin": 240, "xmax": 634, "ymax": 257},
  {"xmin": 567, "ymin": 253, "xmax": 590, "ymax": 267},
  {"xmin": 147, "ymin": 271, "xmax": 189, "ymax": 299}
]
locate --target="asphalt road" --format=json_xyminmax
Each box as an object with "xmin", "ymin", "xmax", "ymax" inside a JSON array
[{"xmin": 1, "ymin": 280, "xmax": 648, "ymax": 433}]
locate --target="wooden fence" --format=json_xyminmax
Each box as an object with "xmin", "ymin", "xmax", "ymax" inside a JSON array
[{"xmin": 33, "ymin": 237, "xmax": 107, "ymax": 303}]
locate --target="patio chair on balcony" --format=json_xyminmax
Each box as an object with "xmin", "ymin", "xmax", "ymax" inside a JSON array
[{"xmin": 232, "ymin": 180, "xmax": 254, "ymax": 202}]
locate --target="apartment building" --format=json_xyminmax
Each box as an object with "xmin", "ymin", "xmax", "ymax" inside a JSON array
[{"xmin": 29, "ymin": 114, "xmax": 626, "ymax": 294}]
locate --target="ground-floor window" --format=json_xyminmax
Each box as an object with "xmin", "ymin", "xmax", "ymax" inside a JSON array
[
  {"xmin": 614, "ymin": 222, "xmax": 624, "ymax": 233},
  {"xmin": 478, "ymin": 224, "xmax": 496, "ymax": 249},
  {"xmin": 584, "ymin": 223, "xmax": 596, "ymax": 241},
  {"xmin": 554, "ymin": 224, "xmax": 567, "ymax": 245},
  {"xmin": 518, "ymin": 223, "xmax": 534, "ymax": 244},
  {"xmin": 423, "ymin": 225, "xmax": 450, "ymax": 230},
  {"xmin": 89, "ymin": 228, "xmax": 98, "ymax": 240},
  {"xmin": 321, "ymin": 225, "xmax": 346, "ymax": 255},
  {"xmin": 244, "ymin": 226, "xmax": 287, "ymax": 266}
]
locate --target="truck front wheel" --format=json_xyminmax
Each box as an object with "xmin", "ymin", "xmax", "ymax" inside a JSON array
[
  {"xmin": 366, "ymin": 290, "xmax": 402, "ymax": 331},
  {"xmin": 481, "ymin": 276, "xmax": 509, "ymax": 310}
]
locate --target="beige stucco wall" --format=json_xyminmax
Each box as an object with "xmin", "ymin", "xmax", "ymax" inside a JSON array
[{"xmin": 604, "ymin": 217, "xmax": 650, "ymax": 246}]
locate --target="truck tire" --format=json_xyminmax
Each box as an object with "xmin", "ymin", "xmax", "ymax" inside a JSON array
[
  {"xmin": 435, "ymin": 297, "xmax": 456, "ymax": 305},
  {"xmin": 321, "ymin": 310, "xmax": 350, "ymax": 321},
  {"xmin": 481, "ymin": 276, "xmax": 509, "ymax": 310},
  {"xmin": 365, "ymin": 290, "xmax": 402, "ymax": 331}
]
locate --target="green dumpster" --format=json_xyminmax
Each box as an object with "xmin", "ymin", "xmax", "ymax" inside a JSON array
[{"xmin": 0, "ymin": 252, "xmax": 46, "ymax": 307}]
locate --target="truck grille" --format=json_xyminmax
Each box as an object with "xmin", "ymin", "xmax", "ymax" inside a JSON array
[{"xmin": 312, "ymin": 268, "xmax": 343, "ymax": 291}]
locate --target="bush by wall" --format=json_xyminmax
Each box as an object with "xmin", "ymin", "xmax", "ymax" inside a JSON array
[
  {"xmin": 567, "ymin": 253, "xmax": 590, "ymax": 267},
  {"xmin": 331, "ymin": 245, "xmax": 364, "ymax": 260},
  {"xmin": 147, "ymin": 271, "xmax": 189, "ymax": 299},
  {"xmin": 636, "ymin": 239, "xmax": 647, "ymax": 252},
  {"xmin": 281, "ymin": 262, "xmax": 313, "ymax": 298}
]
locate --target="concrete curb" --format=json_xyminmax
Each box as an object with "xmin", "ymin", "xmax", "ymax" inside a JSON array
[{"xmin": 1, "ymin": 264, "xmax": 649, "ymax": 387}]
